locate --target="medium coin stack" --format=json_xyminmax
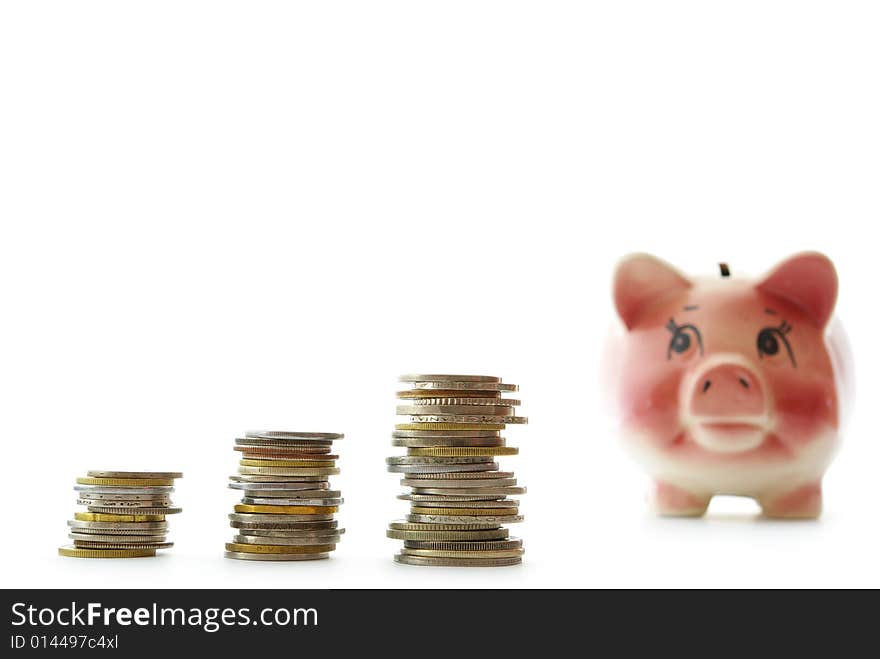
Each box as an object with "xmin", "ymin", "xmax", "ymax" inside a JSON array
[
  {"xmin": 225, "ymin": 431, "xmax": 344, "ymax": 561},
  {"xmin": 387, "ymin": 374, "xmax": 527, "ymax": 567},
  {"xmin": 58, "ymin": 471, "xmax": 183, "ymax": 559}
]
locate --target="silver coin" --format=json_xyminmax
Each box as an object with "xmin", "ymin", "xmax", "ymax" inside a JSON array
[
  {"xmin": 402, "ymin": 470, "xmax": 514, "ymax": 480},
  {"xmin": 241, "ymin": 488, "xmax": 341, "ymax": 499},
  {"xmin": 245, "ymin": 431, "xmax": 343, "ymax": 441},
  {"xmin": 228, "ymin": 513, "xmax": 335, "ymax": 525},
  {"xmin": 235, "ymin": 439, "xmax": 333, "ymax": 450},
  {"xmin": 404, "ymin": 397, "xmax": 521, "ymax": 407},
  {"xmin": 229, "ymin": 520, "xmax": 339, "ymax": 535},
  {"xmin": 404, "ymin": 538, "xmax": 523, "ymax": 551},
  {"xmin": 77, "ymin": 495, "xmax": 172, "ymax": 504},
  {"xmin": 236, "ymin": 454, "xmax": 337, "ymax": 462},
  {"xmin": 392, "ymin": 430, "xmax": 500, "ymax": 439},
  {"xmin": 76, "ymin": 492, "xmax": 173, "ymax": 502},
  {"xmin": 398, "ymin": 494, "xmax": 504, "ymax": 502},
  {"xmin": 403, "ymin": 414, "xmax": 528, "ymax": 424},
  {"xmin": 69, "ymin": 533, "xmax": 167, "ymax": 543},
  {"xmin": 399, "ymin": 374, "xmax": 501, "ymax": 383},
  {"xmin": 407, "ymin": 499, "xmax": 519, "ymax": 509},
  {"xmin": 400, "ymin": 546, "xmax": 525, "ymax": 559},
  {"xmin": 224, "ymin": 551, "xmax": 329, "ymax": 561},
  {"xmin": 228, "ymin": 479, "xmax": 329, "ymax": 490},
  {"xmin": 233, "ymin": 534, "xmax": 342, "ymax": 546},
  {"xmin": 237, "ymin": 467, "xmax": 340, "ymax": 476},
  {"xmin": 237, "ymin": 528, "xmax": 345, "ymax": 538},
  {"xmin": 401, "ymin": 478, "xmax": 516, "ymax": 488},
  {"xmin": 397, "ymin": 405, "xmax": 515, "ymax": 416},
  {"xmin": 229, "ymin": 475, "xmax": 329, "ymax": 483},
  {"xmin": 388, "ymin": 520, "xmax": 501, "ymax": 531},
  {"xmin": 407, "ymin": 382, "xmax": 518, "ymax": 392},
  {"xmin": 392, "ymin": 437, "xmax": 505, "ymax": 448},
  {"xmin": 407, "ymin": 514, "xmax": 524, "ymax": 524},
  {"xmin": 236, "ymin": 446, "xmax": 332, "ymax": 455},
  {"xmin": 235, "ymin": 438, "xmax": 334, "ymax": 450},
  {"xmin": 394, "ymin": 554, "xmax": 521, "ymax": 567},
  {"xmin": 68, "ymin": 520, "xmax": 168, "ymax": 532},
  {"xmin": 229, "ymin": 525, "xmax": 334, "ymax": 534},
  {"xmin": 67, "ymin": 528, "xmax": 167, "ymax": 537},
  {"xmin": 77, "ymin": 499, "xmax": 173, "ymax": 509},
  {"xmin": 74, "ymin": 486, "xmax": 174, "ymax": 495},
  {"xmin": 87, "ymin": 471, "xmax": 182, "ymax": 479},
  {"xmin": 73, "ymin": 540, "xmax": 174, "ymax": 549},
  {"xmin": 87, "ymin": 506, "xmax": 182, "ymax": 515},
  {"xmin": 232, "ymin": 513, "xmax": 334, "ymax": 522},
  {"xmin": 240, "ymin": 497, "xmax": 343, "ymax": 506},
  {"xmin": 240, "ymin": 489, "xmax": 340, "ymax": 499},
  {"xmin": 386, "ymin": 456, "xmax": 495, "ymax": 465},
  {"xmin": 412, "ymin": 486, "xmax": 527, "ymax": 496},
  {"xmin": 67, "ymin": 518, "xmax": 168, "ymax": 529},
  {"xmin": 387, "ymin": 463, "xmax": 499, "ymax": 474},
  {"xmin": 386, "ymin": 528, "xmax": 510, "ymax": 541}
]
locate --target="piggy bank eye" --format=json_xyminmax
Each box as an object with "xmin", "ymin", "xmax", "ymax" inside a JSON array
[
  {"xmin": 757, "ymin": 329, "xmax": 779, "ymax": 355},
  {"xmin": 670, "ymin": 332, "xmax": 691, "ymax": 353},
  {"xmin": 757, "ymin": 322, "xmax": 796, "ymax": 367},
  {"xmin": 666, "ymin": 319, "xmax": 703, "ymax": 360}
]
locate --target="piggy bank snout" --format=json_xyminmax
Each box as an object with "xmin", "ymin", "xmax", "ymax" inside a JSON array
[
  {"xmin": 683, "ymin": 356, "xmax": 769, "ymax": 454},
  {"xmin": 689, "ymin": 363, "xmax": 765, "ymax": 417}
]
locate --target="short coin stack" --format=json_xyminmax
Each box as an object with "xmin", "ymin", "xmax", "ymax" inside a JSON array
[
  {"xmin": 59, "ymin": 471, "xmax": 183, "ymax": 559},
  {"xmin": 387, "ymin": 374, "xmax": 527, "ymax": 567},
  {"xmin": 225, "ymin": 431, "xmax": 344, "ymax": 561}
]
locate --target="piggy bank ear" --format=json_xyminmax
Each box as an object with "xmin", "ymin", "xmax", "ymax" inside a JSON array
[
  {"xmin": 613, "ymin": 254, "xmax": 691, "ymax": 330},
  {"xmin": 757, "ymin": 252, "xmax": 838, "ymax": 328}
]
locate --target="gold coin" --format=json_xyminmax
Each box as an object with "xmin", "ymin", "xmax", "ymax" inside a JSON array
[
  {"xmin": 410, "ymin": 507, "xmax": 517, "ymax": 516},
  {"xmin": 58, "ymin": 546, "xmax": 156, "ymax": 559},
  {"xmin": 224, "ymin": 543, "xmax": 334, "ymax": 554},
  {"xmin": 397, "ymin": 390, "xmax": 502, "ymax": 399},
  {"xmin": 75, "ymin": 512, "xmax": 166, "ymax": 522},
  {"xmin": 407, "ymin": 447, "xmax": 519, "ymax": 457},
  {"xmin": 239, "ymin": 459, "xmax": 335, "ymax": 468},
  {"xmin": 234, "ymin": 504, "xmax": 338, "ymax": 515},
  {"xmin": 76, "ymin": 477, "xmax": 174, "ymax": 487},
  {"xmin": 401, "ymin": 548, "xmax": 524, "ymax": 559},
  {"xmin": 395, "ymin": 423, "xmax": 505, "ymax": 431}
]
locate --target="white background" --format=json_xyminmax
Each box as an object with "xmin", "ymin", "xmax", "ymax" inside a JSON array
[{"xmin": 1, "ymin": 1, "xmax": 878, "ymax": 588}]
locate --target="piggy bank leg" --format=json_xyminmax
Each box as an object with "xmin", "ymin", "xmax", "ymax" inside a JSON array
[
  {"xmin": 654, "ymin": 482, "xmax": 711, "ymax": 517},
  {"xmin": 760, "ymin": 482, "xmax": 822, "ymax": 519}
]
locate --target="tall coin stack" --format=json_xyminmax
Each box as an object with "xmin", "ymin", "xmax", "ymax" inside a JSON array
[
  {"xmin": 225, "ymin": 431, "xmax": 344, "ymax": 561},
  {"xmin": 387, "ymin": 374, "xmax": 527, "ymax": 567},
  {"xmin": 59, "ymin": 471, "xmax": 183, "ymax": 559}
]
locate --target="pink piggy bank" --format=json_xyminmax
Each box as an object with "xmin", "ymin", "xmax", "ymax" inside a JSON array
[{"xmin": 609, "ymin": 253, "xmax": 848, "ymax": 518}]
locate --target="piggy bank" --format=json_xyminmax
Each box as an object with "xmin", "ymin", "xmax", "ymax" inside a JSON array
[{"xmin": 609, "ymin": 252, "xmax": 848, "ymax": 518}]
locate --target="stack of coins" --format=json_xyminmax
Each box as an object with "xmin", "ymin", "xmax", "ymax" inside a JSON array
[
  {"xmin": 387, "ymin": 374, "xmax": 527, "ymax": 567},
  {"xmin": 225, "ymin": 431, "xmax": 344, "ymax": 561},
  {"xmin": 58, "ymin": 471, "xmax": 183, "ymax": 559}
]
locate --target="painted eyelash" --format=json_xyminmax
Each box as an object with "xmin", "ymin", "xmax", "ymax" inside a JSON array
[
  {"xmin": 757, "ymin": 320, "xmax": 797, "ymax": 367},
  {"xmin": 666, "ymin": 317, "xmax": 704, "ymax": 358}
]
